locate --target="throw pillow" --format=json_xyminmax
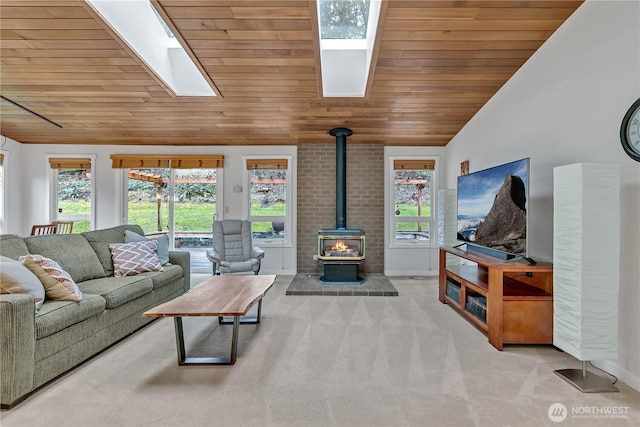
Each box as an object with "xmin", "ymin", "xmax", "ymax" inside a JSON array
[
  {"xmin": 0, "ymin": 256, "xmax": 46, "ymax": 310},
  {"xmin": 123, "ymin": 230, "xmax": 170, "ymax": 265},
  {"xmin": 19, "ymin": 254, "xmax": 83, "ymax": 302},
  {"xmin": 109, "ymin": 240, "xmax": 162, "ymax": 277}
]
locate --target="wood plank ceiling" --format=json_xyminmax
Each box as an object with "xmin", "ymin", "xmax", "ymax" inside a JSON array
[{"xmin": 0, "ymin": 0, "xmax": 584, "ymax": 146}]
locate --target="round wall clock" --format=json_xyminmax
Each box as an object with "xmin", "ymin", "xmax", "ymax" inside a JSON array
[{"xmin": 620, "ymin": 98, "xmax": 640, "ymax": 162}]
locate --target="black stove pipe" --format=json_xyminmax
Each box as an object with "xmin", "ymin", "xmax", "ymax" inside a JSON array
[{"xmin": 329, "ymin": 127, "xmax": 352, "ymax": 229}]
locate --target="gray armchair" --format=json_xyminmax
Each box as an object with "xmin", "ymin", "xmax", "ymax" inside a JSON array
[{"xmin": 206, "ymin": 219, "xmax": 265, "ymax": 275}]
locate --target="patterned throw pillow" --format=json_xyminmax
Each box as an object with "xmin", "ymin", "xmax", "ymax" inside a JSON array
[
  {"xmin": 19, "ymin": 254, "xmax": 83, "ymax": 302},
  {"xmin": 123, "ymin": 230, "xmax": 170, "ymax": 265},
  {"xmin": 109, "ymin": 240, "xmax": 163, "ymax": 277},
  {"xmin": 1, "ymin": 255, "xmax": 46, "ymax": 310}
]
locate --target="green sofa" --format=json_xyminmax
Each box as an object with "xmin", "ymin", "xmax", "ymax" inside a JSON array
[{"xmin": 0, "ymin": 225, "xmax": 190, "ymax": 408}]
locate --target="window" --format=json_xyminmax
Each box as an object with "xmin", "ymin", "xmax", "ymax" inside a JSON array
[
  {"xmin": 126, "ymin": 168, "xmax": 170, "ymax": 234},
  {"xmin": 49, "ymin": 156, "xmax": 95, "ymax": 233},
  {"xmin": 391, "ymin": 158, "xmax": 436, "ymax": 245},
  {"xmin": 112, "ymin": 154, "xmax": 223, "ymax": 273},
  {"xmin": 244, "ymin": 157, "xmax": 291, "ymax": 246}
]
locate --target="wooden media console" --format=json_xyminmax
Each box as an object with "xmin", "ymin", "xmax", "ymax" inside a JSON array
[{"xmin": 438, "ymin": 246, "xmax": 553, "ymax": 350}]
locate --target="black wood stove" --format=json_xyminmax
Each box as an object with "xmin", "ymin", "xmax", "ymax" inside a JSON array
[{"xmin": 317, "ymin": 127, "xmax": 365, "ymax": 284}]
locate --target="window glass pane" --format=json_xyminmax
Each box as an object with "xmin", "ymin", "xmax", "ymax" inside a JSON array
[
  {"xmin": 394, "ymin": 170, "xmax": 432, "ymax": 217},
  {"xmin": 250, "ymin": 170, "xmax": 286, "ymax": 217},
  {"xmin": 127, "ymin": 167, "xmax": 217, "ymax": 273},
  {"xmin": 57, "ymin": 169, "xmax": 92, "ymax": 233},
  {"xmin": 249, "ymin": 168, "xmax": 286, "ymax": 242},
  {"xmin": 173, "ymin": 169, "xmax": 216, "ymax": 250},
  {"xmin": 251, "ymin": 221, "xmax": 285, "ymax": 240},
  {"xmin": 395, "ymin": 222, "xmax": 430, "ymax": 241},
  {"xmin": 73, "ymin": 220, "xmax": 91, "ymax": 233},
  {"xmin": 319, "ymin": 0, "xmax": 370, "ymax": 39},
  {"xmin": 127, "ymin": 168, "xmax": 169, "ymax": 234}
]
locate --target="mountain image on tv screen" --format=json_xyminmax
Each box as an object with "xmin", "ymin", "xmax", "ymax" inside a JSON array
[{"xmin": 457, "ymin": 158, "xmax": 529, "ymax": 255}]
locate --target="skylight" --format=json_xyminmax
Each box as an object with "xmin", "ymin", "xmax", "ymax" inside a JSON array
[
  {"xmin": 317, "ymin": 0, "xmax": 381, "ymax": 97},
  {"xmin": 320, "ymin": 0, "xmax": 370, "ymax": 39},
  {"xmin": 150, "ymin": 5, "xmax": 176, "ymax": 39},
  {"xmin": 86, "ymin": 0, "xmax": 216, "ymax": 97}
]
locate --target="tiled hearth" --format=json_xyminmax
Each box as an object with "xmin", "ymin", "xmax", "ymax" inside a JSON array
[{"xmin": 285, "ymin": 273, "xmax": 398, "ymax": 296}]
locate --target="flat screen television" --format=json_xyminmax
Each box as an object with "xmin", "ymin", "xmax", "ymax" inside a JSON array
[{"xmin": 456, "ymin": 158, "xmax": 530, "ymax": 260}]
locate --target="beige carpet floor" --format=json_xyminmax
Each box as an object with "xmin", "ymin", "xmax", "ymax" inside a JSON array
[{"xmin": 1, "ymin": 275, "xmax": 638, "ymax": 427}]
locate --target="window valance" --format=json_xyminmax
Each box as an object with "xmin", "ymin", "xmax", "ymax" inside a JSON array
[
  {"xmin": 48, "ymin": 158, "xmax": 92, "ymax": 169},
  {"xmin": 246, "ymin": 159, "xmax": 288, "ymax": 170},
  {"xmin": 393, "ymin": 159, "xmax": 435, "ymax": 170},
  {"xmin": 110, "ymin": 155, "xmax": 224, "ymax": 169}
]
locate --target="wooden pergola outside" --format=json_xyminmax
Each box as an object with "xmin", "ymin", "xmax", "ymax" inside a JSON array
[{"xmin": 128, "ymin": 170, "xmax": 285, "ymax": 232}]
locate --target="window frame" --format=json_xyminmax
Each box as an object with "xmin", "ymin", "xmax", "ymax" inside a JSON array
[
  {"xmin": 388, "ymin": 155, "xmax": 437, "ymax": 248},
  {"xmin": 48, "ymin": 154, "xmax": 96, "ymax": 232},
  {"xmin": 242, "ymin": 155, "xmax": 293, "ymax": 248}
]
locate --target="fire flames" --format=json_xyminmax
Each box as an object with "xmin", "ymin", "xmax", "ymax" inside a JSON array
[{"xmin": 331, "ymin": 240, "xmax": 353, "ymax": 254}]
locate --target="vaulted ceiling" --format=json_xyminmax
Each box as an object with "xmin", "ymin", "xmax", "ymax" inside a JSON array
[{"xmin": 0, "ymin": 0, "xmax": 583, "ymax": 146}]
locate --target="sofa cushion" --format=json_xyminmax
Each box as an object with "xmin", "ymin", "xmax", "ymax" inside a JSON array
[
  {"xmin": 0, "ymin": 256, "xmax": 45, "ymax": 311},
  {"xmin": 124, "ymin": 230, "xmax": 170, "ymax": 265},
  {"xmin": 77, "ymin": 275, "xmax": 153, "ymax": 309},
  {"xmin": 35, "ymin": 294, "xmax": 106, "ymax": 339},
  {"xmin": 82, "ymin": 225, "xmax": 146, "ymax": 277},
  {"xmin": 20, "ymin": 254, "xmax": 83, "ymax": 302},
  {"xmin": 0, "ymin": 235, "xmax": 30, "ymax": 260},
  {"xmin": 134, "ymin": 264, "xmax": 183, "ymax": 290},
  {"xmin": 109, "ymin": 240, "xmax": 163, "ymax": 277},
  {"xmin": 24, "ymin": 234, "xmax": 105, "ymax": 283}
]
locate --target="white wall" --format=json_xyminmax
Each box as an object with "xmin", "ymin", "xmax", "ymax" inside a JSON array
[
  {"xmin": 0, "ymin": 137, "xmax": 24, "ymax": 234},
  {"xmin": 4, "ymin": 143, "xmax": 297, "ymax": 275},
  {"xmin": 444, "ymin": 0, "xmax": 640, "ymax": 390}
]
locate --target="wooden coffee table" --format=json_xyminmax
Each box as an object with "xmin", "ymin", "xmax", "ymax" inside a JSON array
[{"xmin": 143, "ymin": 274, "xmax": 276, "ymax": 365}]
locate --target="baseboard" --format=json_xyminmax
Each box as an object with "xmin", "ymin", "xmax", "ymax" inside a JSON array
[
  {"xmin": 592, "ymin": 360, "xmax": 640, "ymax": 392},
  {"xmin": 261, "ymin": 269, "xmax": 297, "ymax": 276},
  {"xmin": 384, "ymin": 269, "xmax": 439, "ymax": 277}
]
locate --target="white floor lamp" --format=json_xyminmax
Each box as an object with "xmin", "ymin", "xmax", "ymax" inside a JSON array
[
  {"xmin": 438, "ymin": 189, "xmax": 457, "ymax": 247},
  {"xmin": 553, "ymin": 163, "xmax": 620, "ymax": 392}
]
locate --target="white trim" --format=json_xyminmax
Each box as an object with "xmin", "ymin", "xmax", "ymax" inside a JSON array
[{"xmin": 593, "ymin": 360, "xmax": 640, "ymax": 392}]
